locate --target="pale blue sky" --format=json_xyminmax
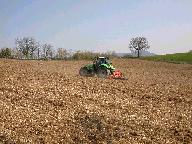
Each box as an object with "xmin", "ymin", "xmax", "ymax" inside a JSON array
[{"xmin": 1, "ymin": 0, "xmax": 192, "ymax": 54}]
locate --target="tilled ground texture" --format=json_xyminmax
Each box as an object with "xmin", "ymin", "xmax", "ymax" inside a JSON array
[{"xmin": 0, "ymin": 59, "xmax": 192, "ymax": 144}]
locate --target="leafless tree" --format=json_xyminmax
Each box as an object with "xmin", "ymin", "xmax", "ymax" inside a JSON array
[
  {"xmin": 15, "ymin": 37, "xmax": 39, "ymax": 59},
  {"xmin": 37, "ymin": 48, "xmax": 40, "ymax": 59},
  {"xmin": 11, "ymin": 48, "xmax": 23, "ymax": 59},
  {"xmin": 56, "ymin": 48, "xmax": 68, "ymax": 60},
  {"xmin": 42, "ymin": 43, "xmax": 53, "ymax": 59},
  {"xmin": 129, "ymin": 37, "xmax": 150, "ymax": 58}
]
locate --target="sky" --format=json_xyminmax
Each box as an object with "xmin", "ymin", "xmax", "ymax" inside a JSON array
[{"xmin": 0, "ymin": 0, "xmax": 192, "ymax": 54}]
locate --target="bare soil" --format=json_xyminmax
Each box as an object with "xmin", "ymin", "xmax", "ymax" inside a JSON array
[{"xmin": 0, "ymin": 59, "xmax": 192, "ymax": 143}]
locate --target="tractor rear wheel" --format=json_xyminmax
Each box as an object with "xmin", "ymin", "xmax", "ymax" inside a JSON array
[
  {"xmin": 97, "ymin": 68, "xmax": 110, "ymax": 78},
  {"xmin": 79, "ymin": 67, "xmax": 88, "ymax": 76},
  {"xmin": 79, "ymin": 67, "xmax": 95, "ymax": 77}
]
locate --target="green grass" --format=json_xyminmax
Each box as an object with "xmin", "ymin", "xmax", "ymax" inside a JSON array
[{"xmin": 141, "ymin": 52, "xmax": 192, "ymax": 64}]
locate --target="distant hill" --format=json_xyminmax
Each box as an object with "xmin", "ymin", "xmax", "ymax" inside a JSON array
[
  {"xmin": 114, "ymin": 53, "xmax": 131, "ymax": 57},
  {"xmin": 115, "ymin": 51, "xmax": 156, "ymax": 57}
]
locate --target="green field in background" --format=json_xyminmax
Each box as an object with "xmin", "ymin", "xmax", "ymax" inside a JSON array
[{"xmin": 142, "ymin": 52, "xmax": 192, "ymax": 64}]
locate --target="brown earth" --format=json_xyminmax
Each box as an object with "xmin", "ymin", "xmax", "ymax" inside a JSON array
[{"xmin": 0, "ymin": 58, "xmax": 192, "ymax": 144}]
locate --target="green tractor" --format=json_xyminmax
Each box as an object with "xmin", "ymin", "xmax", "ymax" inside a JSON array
[
  {"xmin": 79, "ymin": 57, "xmax": 115, "ymax": 78},
  {"xmin": 79, "ymin": 57, "xmax": 127, "ymax": 79}
]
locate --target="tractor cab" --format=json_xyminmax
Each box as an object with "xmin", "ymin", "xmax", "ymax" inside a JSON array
[{"xmin": 93, "ymin": 57, "xmax": 110, "ymax": 66}]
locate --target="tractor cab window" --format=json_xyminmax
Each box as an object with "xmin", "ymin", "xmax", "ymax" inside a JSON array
[
  {"xmin": 99, "ymin": 58, "xmax": 106, "ymax": 64},
  {"xmin": 93, "ymin": 57, "xmax": 111, "ymax": 66},
  {"xmin": 97, "ymin": 58, "xmax": 108, "ymax": 65}
]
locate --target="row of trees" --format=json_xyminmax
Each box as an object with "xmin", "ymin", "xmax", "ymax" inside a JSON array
[
  {"xmin": 0, "ymin": 37, "xmax": 70, "ymax": 60},
  {"xmin": 0, "ymin": 37, "xmax": 116, "ymax": 60},
  {"xmin": 0, "ymin": 36, "xmax": 151, "ymax": 59},
  {"xmin": 15, "ymin": 37, "xmax": 67, "ymax": 59}
]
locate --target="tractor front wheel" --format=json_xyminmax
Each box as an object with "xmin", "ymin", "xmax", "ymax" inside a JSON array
[{"xmin": 97, "ymin": 68, "xmax": 110, "ymax": 79}]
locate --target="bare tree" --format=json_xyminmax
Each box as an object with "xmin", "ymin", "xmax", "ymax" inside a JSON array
[
  {"xmin": 15, "ymin": 37, "xmax": 39, "ymax": 59},
  {"xmin": 37, "ymin": 47, "xmax": 40, "ymax": 59},
  {"xmin": 42, "ymin": 43, "xmax": 53, "ymax": 59},
  {"xmin": 30, "ymin": 40, "xmax": 40, "ymax": 59},
  {"xmin": 56, "ymin": 48, "xmax": 68, "ymax": 60},
  {"xmin": 129, "ymin": 37, "xmax": 150, "ymax": 58}
]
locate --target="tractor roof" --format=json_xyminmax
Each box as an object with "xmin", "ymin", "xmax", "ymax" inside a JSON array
[{"xmin": 98, "ymin": 57, "xmax": 106, "ymax": 59}]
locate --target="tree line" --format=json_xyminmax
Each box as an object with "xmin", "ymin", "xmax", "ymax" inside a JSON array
[
  {"xmin": 0, "ymin": 37, "xmax": 116, "ymax": 60},
  {"xmin": 2, "ymin": 36, "xmax": 173, "ymax": 59}
]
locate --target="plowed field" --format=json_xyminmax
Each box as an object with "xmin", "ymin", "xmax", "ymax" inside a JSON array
[{"xmin": 0, "ymin": 59, "xmax": 192, "ymax": 143}]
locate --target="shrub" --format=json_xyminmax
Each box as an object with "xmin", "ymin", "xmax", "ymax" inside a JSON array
[
  {"xmin": 72, "ymin": 50, "xmax": 116, "ymax": 60},
  {"xmin": 0, "ymin": 48, "xmax": 12, "ymax": 58},
  {"xmin": 72, "ymin": 51, "xmax": 99, "ymax": 60}
]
